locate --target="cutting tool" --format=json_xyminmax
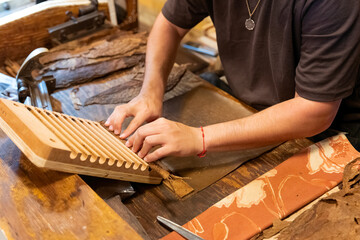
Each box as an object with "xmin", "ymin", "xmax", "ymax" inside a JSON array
[{"xmin": 157, "ymin": 216, "xmax": 204, "ymax": 240}]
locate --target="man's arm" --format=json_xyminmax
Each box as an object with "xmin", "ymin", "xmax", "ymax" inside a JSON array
[
  {"xmin": 203, "ymin": 95, "xmax": 341, "ymax": 152},
  {"xmin": 128, "ymin": 95, "xmax": 341, "ymax": 162},
  {"xmin": 105, "ymin": 13, "xmax": 189, "ymax": 137}
]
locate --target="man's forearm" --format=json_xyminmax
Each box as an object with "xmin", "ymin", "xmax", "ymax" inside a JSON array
[
  {"xmin": 140, "ymin": 13, "xmax": 188, "ymax": 100},
  {"xmin": 204, "ymin": 96, "xmax": 341, "ymax": 151}
]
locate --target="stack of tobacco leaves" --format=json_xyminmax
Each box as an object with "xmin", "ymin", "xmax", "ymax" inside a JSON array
[{"xmin": 38, "ymin": 30, "xmax": 147, "ymax": 89}]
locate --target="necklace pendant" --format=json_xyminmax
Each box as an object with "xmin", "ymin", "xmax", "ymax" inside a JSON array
[{"xmin": 245, "ymin": 18, "xmax": 255, "ymax": 31}]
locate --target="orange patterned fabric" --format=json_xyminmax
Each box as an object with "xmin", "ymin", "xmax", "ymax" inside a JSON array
[{"xmin": 162, "ymin": 133, "xmax": 360, "ymax": 240}]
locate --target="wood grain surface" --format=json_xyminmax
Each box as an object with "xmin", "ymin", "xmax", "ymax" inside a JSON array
[{"xmin": 0, "ymin": 131, "xmax": 143, "ymax": 240}]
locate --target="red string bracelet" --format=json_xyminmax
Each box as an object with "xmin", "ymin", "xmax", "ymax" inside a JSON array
[{"xmin": 197, "ymin": 126, "xmax": 207, "ymax": 158}]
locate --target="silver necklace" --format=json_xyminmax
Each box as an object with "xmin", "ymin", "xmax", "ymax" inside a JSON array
[{"xmin": 245, "ymin": 0, "xmax": 262, "ymax": 31}]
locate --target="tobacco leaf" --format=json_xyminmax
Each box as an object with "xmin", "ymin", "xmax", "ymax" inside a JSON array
[
  {"xmin": 84, "ymin": 65, "xmax": 187, "ymax": 106},
  {"xmin": 262, "ymin": 219, "xmax": 291, "ymax": 239},
  {"xmin": 82, "ymin": 33, "xmax": 147, "ymax": 59},
  {"xmin": 49, "ymin": 28, "xmax": 122, "ymax": 52},
  {"xmin": 42, "ymin": 45, "xmax": 147, "ymax": 72},
  {"xmin": 37, "ymin": 31, "xmax": 148, "ymax": 89},
  {"xmin": 342, "ymin": 157, "xmax": 360, "ymax": 192},
  {"xmin": 49, "ymin": 55, "xmax": 145, "ymax": 89},
  {"xmin": 275, "ymin": 158, "xmax": 360, "ymax": 240},
  {"xmin": 252, "ymin": 158, "xmax": 360, "ymax": 240},
  {"xmin": 41, "ymin": 31, "xmax": 147, "ymax": 64},
  {"xmin": 84, "ymin": 79, "xmax": 143, "ymax": 106}
]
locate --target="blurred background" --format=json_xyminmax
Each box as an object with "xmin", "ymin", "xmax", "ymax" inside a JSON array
[{"xmin": 0, "ymin": 0, "xmax": 35, "ymax": 17}]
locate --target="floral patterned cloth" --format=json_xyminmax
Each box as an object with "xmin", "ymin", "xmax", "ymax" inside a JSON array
[{"xmin": 162, "ymin": 133, "xmax": 360, "ymax": 240}]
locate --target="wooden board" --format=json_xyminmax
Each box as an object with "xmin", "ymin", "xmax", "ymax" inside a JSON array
[
  {"xmin": 0, "ymin": 133, "xmax": 143, "ymax": 240},
  {"xmin": 0, "ymin": 98, "xmax": 162, "ymax": 184}
]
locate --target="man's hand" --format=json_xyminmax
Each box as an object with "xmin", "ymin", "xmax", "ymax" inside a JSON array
[
  {"xmin": 105, "ymin": 12, "xmax": 188, "ymax": 140},
  {"xmin": 105, "ymin": 94, "xmax": 162, "ymax": 139},
  {"xmin": 126, "ymin": 118, "xmax": 203, "ymax": 162}
]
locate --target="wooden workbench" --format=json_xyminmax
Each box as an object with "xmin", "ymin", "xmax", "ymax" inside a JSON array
[
  {"xmin": 0, "ymin": 2, "xmax": 313, "ymax": 239},
  {"xmin": 0, "ymin": 128, "xmax": 144, "ymax": 240}
]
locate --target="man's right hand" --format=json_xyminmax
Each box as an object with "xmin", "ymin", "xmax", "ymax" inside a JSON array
[
  {"xmin": 105, "ymin": 93, "xmax": 163, "ymax": 139},
  {"xmin": 105, "ymin": 12, "xmax": 188, "ymax": 139}
]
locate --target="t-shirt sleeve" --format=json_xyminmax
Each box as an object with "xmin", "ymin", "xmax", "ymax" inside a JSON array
[
  {"xmin": 162, "ymin": 0, "xmax": 209, "ymax": 29},
  {"xmin": 295, "ymin": 0, "xmax": 360, "ymax": 102}
]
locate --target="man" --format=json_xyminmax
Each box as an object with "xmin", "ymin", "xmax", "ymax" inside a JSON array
[{"xmin": 105, "ymin": 0, "xmax": 360, "ymax": 162}]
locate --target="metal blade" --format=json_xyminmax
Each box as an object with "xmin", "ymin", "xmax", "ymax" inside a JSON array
[{"xmin": 157, "ymin": 216, "xmax": 204, "ymax": 240}]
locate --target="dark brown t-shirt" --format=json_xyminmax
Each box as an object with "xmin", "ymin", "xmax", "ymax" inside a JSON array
[{"xmin": 162, "ymin": 0, "xmax": 360, "ymax": 115}]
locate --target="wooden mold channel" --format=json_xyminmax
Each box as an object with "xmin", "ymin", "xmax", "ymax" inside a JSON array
[{"xmin": 26, "ymin": 106, "xmax": 149, "ymax": 172}]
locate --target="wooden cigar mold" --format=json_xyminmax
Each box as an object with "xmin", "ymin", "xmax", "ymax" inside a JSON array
[{"xmin": 0, "ymin": 98, "xmax": 162, "ymax": 184}]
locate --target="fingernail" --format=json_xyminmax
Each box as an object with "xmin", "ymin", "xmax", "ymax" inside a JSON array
[
  {"xmin": 138, "ymin": 152, "xmax": 144, "ymax": 158},
  {"xmin": 120, "ymin": 134, "xmax": 126, "ymax": 139},
  {"xmin": 125, "ymin": 141, "xmax": 130, "ymax": 147},
  {"xmin": 109, "ymin": 125, "xmax": 113, "ymax": 131},
  {"xmin": 114, "ymin": 130, "xmax": 119, "ymax": 135},
  {"xmin": 105, "ymin": 120, "xmax": 109, "ymax": 126},
  {"xmin": 144, "ymin": 157, "xmax": 148, "ymax": 162}
]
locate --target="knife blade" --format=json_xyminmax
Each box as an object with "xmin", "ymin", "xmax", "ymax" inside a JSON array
[{"xmin": 157, "ymin": 216, "xmax": 204, "ymax": 240}]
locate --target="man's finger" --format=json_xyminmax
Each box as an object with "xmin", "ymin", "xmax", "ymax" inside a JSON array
[
  {"xmin": 112, "ymin": 111, "xmax": 127, "ymax": 135},
  {"xmin": 131, "ymin": 121, "xmax": 163, "ymax": 152},
  {"xmin": 105, "ymin": 106, "xmax": 126, "ymax": 131},
  {"xmin": 105, "ymin": 114, "xmax": 114, "ymax": 128},
  {"xmin": 125, "ymin": 118, "xmax": 163, "ymax": 148},
  {"xmin": 125, "ymin": 134, "xmax": 134, "ymax": 148},
  {"xmin": 137, "ymin": 135, "xmax": 163, "ymax": 159},
  {"xmin": 121, "ymin": 113, "xmax": 148, "ymax": 139},
  {"xmin": 144, "ymin": 147, "xmax": 170, "ymax": 162}
]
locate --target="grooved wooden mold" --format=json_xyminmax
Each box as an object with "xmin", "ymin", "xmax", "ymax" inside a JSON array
[{"xmin": 0, "ymin": 98, "xmax": 162, "ymax": 184}]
